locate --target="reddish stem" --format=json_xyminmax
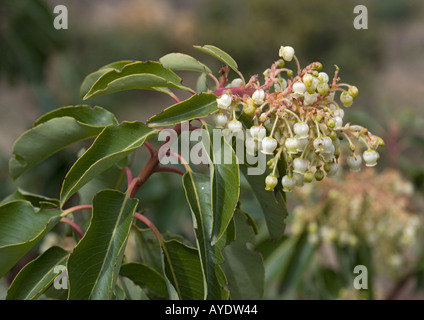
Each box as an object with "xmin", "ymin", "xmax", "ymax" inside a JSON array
[
  {"xmin": 61, "ymin": 204, "xmax": 92, "ymax": 217},
  {"xmin": 124, "ymin": 167, "xmax": 133, "ymax": 188},
  {"xmin": 154, "ymin": 166, "xmax": 185, "ymax": 176},
  {"xmin": 134, "ymin": 213, "xmax": 163, "ymax": 244},
  {"xmin": 61, "ymin": 217, "xmax": 84, "ymax": 238},
  {"xmin": 127, "ymin": 123, "xmax": 183, "ymax": 198},
  {"xmin": 144, "ymin": 142, "xmax": 155, "ymax": 158}
]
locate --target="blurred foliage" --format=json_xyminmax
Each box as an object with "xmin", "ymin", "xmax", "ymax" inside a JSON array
[
  {"xmin": 195, "ymin": 0, "xmax": 382, "ymax": 85},
  {"xmin": 0, "ymin": 0, "xmax": 65, "ymax": 83},
  {"xmin": 1, "ymin": 0, "xmax": 424, "ymax": 299},
  {"xmin": 259, "ymin": 168, "xmax": 423, "ymax": 299}
]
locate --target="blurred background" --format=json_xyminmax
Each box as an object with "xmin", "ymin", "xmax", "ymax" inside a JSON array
[{"xmin": 1, "ymin": 0, "xmax": 424, "ymax": 299}]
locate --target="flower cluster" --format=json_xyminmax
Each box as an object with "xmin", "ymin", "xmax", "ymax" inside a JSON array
[
  {"xmin": 291, "ymin": 168, "xmax": 421, "ymax": 275},
  {"xmin": 213, "ymin": 45, "xmax": 384, "ymax": 192}
]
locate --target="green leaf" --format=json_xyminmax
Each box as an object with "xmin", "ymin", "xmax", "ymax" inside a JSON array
[
  {"xmin": 221, "ymin": 210, "xmax": 264, "ymax": 300},
  {"xmin": 6, "ymin": 246, "xmax": 69, "ymax": 300},
  {"xmin": 180, "ymin": 124, "xmax": 238, "ymax": 299},
  {"xmin": 193, "ymin": 45, "xmax": 243, "ymax": 79},
  {"xmin": 60, "ymin": 121, "xmax": 157, "ymax": 206},
  {"xmin": 182, "ymin": 171, "xmax": 233, "ymax": 300},
  {"xmin": 80, "ymin": 60, "xmax": 134, "ymax": 99},
  {"xmin": 147, "ymin": 93, "xmax": 219, "ymax": 127},
  {"xmin": 77, "ymin": 164, "xmax": 126, "ymax": 206},
  {"xmin": 82, "ymin": 61, "xmax": 192, "ymax": 100},
  {"xmin": 33, "ymin": 105, "xmax": 118, "ymax": 128},
  {"xmin": 118, "ymin": 276, "xmax": 150, "ymax": 300},
  {"xmin": 196, "ymin": 73, "xmax": 208, "ymax": 94},
  {"xmin": 202, "ymin": 123, "xmax": 240, "ymax": 244},
  {"xmin": 240, "ymin": 164, "xmax": 288, "ymax": 240},
  {"xmin": 0, "ymin": 201, "xmax": 62, "ymax": 278},
  {"xmin": 0, "ymin": 188, "xmax": 60, "ymax": 207},
  {"xmin": 119, "ymin": 262, "xmax": 169, "ymax": 300},
  {"xmin": 9, "ymin": 105, "xmax": 118, "ymax": 179},
  {"xmin": 67, "ymin": 190, "xmax": 138, "ymax": 300},
  {"xmin": 133, "ymin": 227, "xmax": 163, "ymax": 274},
  {"xmin": 160, "ymin": 53, "xmax": 212, "ymax": 74},
  {"xmin": 163, "ymin": 240, "xmax": 205, "ymax": 300}
]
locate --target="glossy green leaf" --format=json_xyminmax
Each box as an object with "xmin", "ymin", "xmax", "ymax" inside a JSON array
[
  {"xmin": 0, "ymin": 201, "xmax": 62, "ymax": 278},
  {"xmin": 0, "ymin": 188, "xmax": 59, "ymax": 207},
  {"xmin": 180, "ymin": 124, "xmax": 238, "ymax": 299},
  {"xmin": 147, "ymin": 93, "xmax": 218, "ymax": 127},
  {"xmin": 119, "ymin": 262, "xmax": 168, "ymax": 300},
  {"xmin": 9, "ymin": 105, "xmax": 117, "ymax": 179},
  {"xmin": 196, "ymin": 73, "xmax": 208, "ymax": 94},
  {"xmin": 182, "ymin": 171, "xmax": 233, "ymax": 300},
  {"xmin": 60, "ymin": 121, "xmax": 157, "ymax": 206},
  {"xmin": 193, "ymin": 45, "xmax": 243, "ymax": 79},
  {"xmin": 6, "ymin": 246, "xmax": 69, "ymax": 300},
  {"xmin": 163, "ymin": 240, "xmax": 204, "ymax": 300},
  {"xmin": 202, "ymin": 123, "xmax": 240, "ymax": 244},
  {"xmin": 67, "ymin": 190, "xmax": 138, "ymax": 300},
  {"xmin": 160, "ymin": 53, "xmax": 212, "ymax": 73},
  {"xmin": 118, "ymin": 276, "xmax": 150, "ymax": 300},
  {"xmin": 82, "ymin": 61, "xmax": 192, "ymax": 100},
  {"xmin": 80, "ymin": 60, "xmax": 134, "ymax": 99},
  {"xmin": 33, "ymin": 105, "xmax": 118, "ymax": 128},
  {"xmin": 240, "ymin": 164, "xmax": 288, "ymax": 240},
  {"xmin": 221, "ymin": 210, "xmax": 264, "ymax": 300},
  {"xmin": 133, "ymin": 227, "xmax": 163, "ymax": 274}
]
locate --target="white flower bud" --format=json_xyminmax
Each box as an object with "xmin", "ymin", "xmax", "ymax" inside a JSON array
[
  {"xmin": 313, "ymin": 136, "xmax": 333, "ymax": 153},
  {"xmin": 282, "ymin": 175, "xmax": 296, "ymax": 192},
  {"xmin": 285, "ymin": 137, "xmax": 299, "ymax": 154},
  {"xmin": 261, "ymin": 136, "xmax": 278, "ymax": 155},
  {"xmin": 279, "ymin": 46, "xmax": 295, "ymax": 62},
  {"xmin": 312, "ymin": 76, "xmax": 319, "ymax": 88},
  {"xmin": 293, "ymin": 82, "xmax": 307, "ymax": 94},
  {"xmin": 213, "ymin": 113, "xmax": 228, "ymax": 128},
  {"xmin": 252, "ymin": 89, "xmax": 266, "ymax": 105},
  {"xmin": 340, "ymin": 91, "xmax": 353, "ymax": 107},
  {"xmin": 245, "ymin": 137, "xmax": 258, "ymax": 156},
  {"xmin": 363, "ymin": 149, "xmax": 379, "ymax": 167},
  {"xmin": 216, "ymin": 94, "xmax": 232, "ymax": 109},
  {"xmin": 325, "ymin": 162, "xmax": 338, "ymax": 177},
  {"xmin": 333, "ymin": 116, "xmax": 343, "ymax": 130},
  {"xmin": 303, "ymin": 92, "xmax": 318, "ymax": 105},
  {"xmin": 293, "ymin": 158, "xmax": 308, "ymax": 174},
  {"xmin": 265, "ymin": 174, "xmax": 278, "ymax": 191},
  {"xmin": 250, "ymin": 125, "xmax": 267, "ymax": 140},
  {"xmin": 347, "ymin": 153, "xmax": 362, "ymax": 172},
  {"xmin": 227, "ymin": 120, "xmax": 243, "ymax": 133},
  {"xmin": 333, "ymin": 108, "xmax": 344, "ymax": 119},
  {"xmin": 231, "ymin": 78, "xmax": 243, "ymax": 87},
  {"xmin": 303, "ymin": 74, "xmax": 314, "ymax": 87},
  {"xmin": 293, "ymin": 122, "xmax": 309, "ymax": 139},
  {"xmin": 318, "ymin": 72, "xmax": 329, "ymax": 84}
]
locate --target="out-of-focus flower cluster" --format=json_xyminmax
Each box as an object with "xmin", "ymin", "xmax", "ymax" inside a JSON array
[
  {"xmin": 291, "ymin": 168, "xmax": 421, "ymax": 274},
  {"xmin": 213, "ymin": 46, "xmax": 384, "ymax": 192}
]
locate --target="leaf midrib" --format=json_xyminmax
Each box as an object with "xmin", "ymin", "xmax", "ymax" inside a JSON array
[{"xmin": 88, "ymin": 193, "xmax": 133, "ymax": 299}]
